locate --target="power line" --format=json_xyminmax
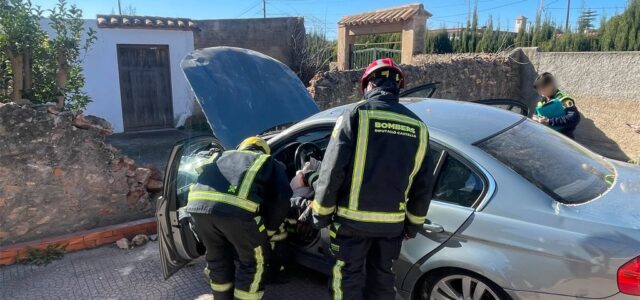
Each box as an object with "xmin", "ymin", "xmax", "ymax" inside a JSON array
[
  {"xmin": 545, "ymin": 6, "xmax": 623, "ymax": 10},
  {"xmin": 437, "ymin": 0, "xmax": 530, "ymax": 19},
  {"xmin": 236, "ymin": 0, "xmax": 261, "ymax": 17}
]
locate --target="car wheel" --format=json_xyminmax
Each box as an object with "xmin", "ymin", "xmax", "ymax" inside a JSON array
[{"xmin": 421, "ymin": 270, "xmax": 510, "ymax": 300}]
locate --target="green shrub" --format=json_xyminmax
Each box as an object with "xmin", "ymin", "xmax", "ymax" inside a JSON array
[{"xmin": 18, "ymin": 243, "xmax": 67, "ymax": 266}]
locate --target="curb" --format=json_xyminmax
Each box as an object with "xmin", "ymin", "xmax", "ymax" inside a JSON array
[{"xmin": 0, "ymin": 217, "xmax": 157, "ymax": 266}]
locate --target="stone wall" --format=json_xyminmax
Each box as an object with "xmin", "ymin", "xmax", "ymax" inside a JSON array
[
  {"xmin": 308, "ymin": 53, "xmax": 520, "ymax": 109},
  {"xmin": 0, "ymin": 103, "xmax": 161, "ymax": 246},
  {"xmin": 194, "ymin": 17, "xmax": 305, "ymax": 70},
  {"xmin": 514, "ymin": 48, "xmax": 640, "ymax": 160},
  {"xmin": 308, "ymin": 49, "xmax": 640, "ymax": 160}
]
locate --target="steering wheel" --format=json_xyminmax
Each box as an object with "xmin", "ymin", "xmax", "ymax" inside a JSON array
[{"xmin": 294, "ymin": 142, "xmax": 323, "ymax": 171}]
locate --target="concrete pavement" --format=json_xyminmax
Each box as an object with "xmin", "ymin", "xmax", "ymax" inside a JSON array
[{"xmin": 0, "ymin": 241, "xmax": 330, "ymax": 300}]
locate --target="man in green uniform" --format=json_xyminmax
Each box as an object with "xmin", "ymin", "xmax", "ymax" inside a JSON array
[{"xmin": 532, "ymin": 72, "xmax": 581, "ymax": 139}]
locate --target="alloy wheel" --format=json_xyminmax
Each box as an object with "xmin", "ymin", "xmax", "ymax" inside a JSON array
[{"xmin": 429, "ymin": 274, "xmax": 501, "ymax": 300}]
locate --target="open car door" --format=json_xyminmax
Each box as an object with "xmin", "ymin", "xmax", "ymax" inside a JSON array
[
  {"xmin": 475, "ymin": 98, "xmax": 530, "ymax": 116},
  {"xmin": 157, "ymin": 136, "xmax": 223, "ymax": 279},
  {"xmin": 399, "ymin": 82, "xmax": 440, "ymax": 98}
]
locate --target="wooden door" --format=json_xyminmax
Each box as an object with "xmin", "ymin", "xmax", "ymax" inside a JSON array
[{"xmin": 117, "ymin": 44, "xmax": 174, "ymax": 131}]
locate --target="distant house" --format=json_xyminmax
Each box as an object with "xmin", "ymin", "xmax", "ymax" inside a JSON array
[
  {"xmin": 39, "ymin": 15, "xmax": 305, "ymax": 133},
  {"xmin": 41, "ymin": 16, "xmax": 197, "ymax": 132}
]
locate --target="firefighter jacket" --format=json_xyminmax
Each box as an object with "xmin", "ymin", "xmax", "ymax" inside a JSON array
[
  {"xmin": 312, "ymin": 87, "xmax": 432, "ymax": 237},
  {"xmin": 186, "ymin": 150, "xmax": 293, "ymax": 232}
]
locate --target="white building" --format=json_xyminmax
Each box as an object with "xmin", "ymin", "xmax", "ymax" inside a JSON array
[
  {"xmin": 41, "ymin": 15, "xmax": 197, "ymax": 132},
  {"xmin": 515, "ymin": 16, "xmax": 528, "ymax": 33}
]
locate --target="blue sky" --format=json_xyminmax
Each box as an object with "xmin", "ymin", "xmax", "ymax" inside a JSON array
[{"xmin": 31, "ymin": 0, "xmax": 628, "ymax": 38}]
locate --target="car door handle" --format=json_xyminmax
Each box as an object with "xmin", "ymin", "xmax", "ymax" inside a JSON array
[{"xmin": 422, "ymin": 223, "xmax": 444, "ymax": 233}]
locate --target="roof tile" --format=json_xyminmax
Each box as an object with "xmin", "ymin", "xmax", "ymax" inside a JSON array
[
  {"xmin": 96, "ymin": 15, "xmax": 198, "ymax": 31},
  {"xmin": 339, "ymin": 3, "xmax": 432, "ymax": 26}
]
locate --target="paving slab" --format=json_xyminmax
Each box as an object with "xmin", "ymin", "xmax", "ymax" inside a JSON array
[{"xmin": 0, "ymin": 241, "xmax": 330, "ymax": 300}]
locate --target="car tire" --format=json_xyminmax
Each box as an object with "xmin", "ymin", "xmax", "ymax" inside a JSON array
[{"xmin": 419, "ymin": 269, "xmax": 511, "ymax": 300}]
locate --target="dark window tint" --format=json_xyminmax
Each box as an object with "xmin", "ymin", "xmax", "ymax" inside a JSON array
[
  {"xmin": 433, "ymin": 155, "xmax": 484, "ymax": 207},
  {"xmin": 477, "ymin": 120, "xmax": 615, "ymax": 204}
]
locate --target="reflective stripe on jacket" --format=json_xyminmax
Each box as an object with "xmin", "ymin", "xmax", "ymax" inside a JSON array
[
  {"xmin": 312, "ymin": 88, "xmax": 432, "ymax": 236},
  {"xmin": 186, "ymin": 150, "xmax": 292, "ymax": 231}
]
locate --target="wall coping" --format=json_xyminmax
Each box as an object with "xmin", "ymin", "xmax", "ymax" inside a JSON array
[{"xmin": 0, "ymin": 218, "xmax": 157, "ymax": 266}]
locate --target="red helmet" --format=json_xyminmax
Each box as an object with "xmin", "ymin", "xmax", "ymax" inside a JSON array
[{"xmin": 360, "ymin": 58, "xmax": 405, "ymax": 94}]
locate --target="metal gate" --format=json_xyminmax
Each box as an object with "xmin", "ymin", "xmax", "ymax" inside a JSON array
[{"xmin": 350, "ymin": 42, "xmax": 401, "ymax": 69}]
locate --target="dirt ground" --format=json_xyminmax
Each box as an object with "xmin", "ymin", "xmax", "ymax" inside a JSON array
[{"xmin": 573, "ymin": 97, "xmax": 640, "ymax": 161}]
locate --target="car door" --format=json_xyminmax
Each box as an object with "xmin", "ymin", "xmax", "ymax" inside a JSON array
[
  {"xmin": 475, "ymin": 98, "xmax": 530, "ymax": 116},
  {"xmin": 396, "ymin": 142, "xmax": 489, "ymax": 284},
  {"xmin": 399, "ymin": 82, "xmax": 440, "ymax": 98},
  {"xmin": 157, "ymin": 136, "xmax": 223, "ymax": 279}
]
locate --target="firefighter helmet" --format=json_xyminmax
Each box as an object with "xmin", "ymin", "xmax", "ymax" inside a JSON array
[
  {"xmin": 360, "ymin": 58, "xmax": 405, "ymax": 94},
  {"xmin": 238, "ymin": 136, "xmax": 271, "ymax": 155}
]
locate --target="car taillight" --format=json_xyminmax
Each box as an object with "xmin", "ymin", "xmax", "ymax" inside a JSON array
[{"xmin": 618, "ymin": 256, "xmax": 640, "ymax": 295}]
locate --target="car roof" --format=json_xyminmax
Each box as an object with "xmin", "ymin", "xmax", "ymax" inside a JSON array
[{"xmin": 304, "ymin": 98, "xmax": 525, "ymax": 144}]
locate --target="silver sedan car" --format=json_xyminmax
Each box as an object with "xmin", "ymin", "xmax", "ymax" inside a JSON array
[{"xmin": 157, "ymin": 47, "xmax": 640, "ymax": 300}]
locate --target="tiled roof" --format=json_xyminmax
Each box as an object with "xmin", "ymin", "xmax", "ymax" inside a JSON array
[
  {"xmin": 339, "ymin": 4, "xmax": 432, "ymax": 26},
  {"xmin": 96, "ymin": 15, "xmax": 198, "ymax": 31}
]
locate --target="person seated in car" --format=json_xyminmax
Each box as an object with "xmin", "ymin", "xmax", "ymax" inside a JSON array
[
  {"xmin": 266, "ymin": 158, "xmax": 321, "ymax": 284},
  {"xmin": 289, "ymin": 157, "xmax": 322, "ymax": 222}
]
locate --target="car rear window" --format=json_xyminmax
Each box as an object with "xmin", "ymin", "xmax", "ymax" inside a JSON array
[{"xmin": 476, "ymin": 120, "xmax": 615, "ymax": 204}]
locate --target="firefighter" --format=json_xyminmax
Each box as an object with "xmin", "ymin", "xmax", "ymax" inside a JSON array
[
  {"xmin": 186, "ymin": 136, "xmax": 292, "ymax": 300},
  {"xmin": 312, "ymin": 58, "xmax": 433, "ymax": 300},
  {"xmin": 532, "ymin": 72, "xmax": 581, "ymax": 138}
]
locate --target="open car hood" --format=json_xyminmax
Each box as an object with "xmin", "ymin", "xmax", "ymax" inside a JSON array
[{"xmin": 181, "ymin": 47, "xmax": 320, "ymax": 147}]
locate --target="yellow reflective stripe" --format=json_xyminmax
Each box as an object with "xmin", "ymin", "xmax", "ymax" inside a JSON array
[
  {"xmin": 336, "ymin": 207, "xmax": 405, "ymax": 223},
  {"xmin": 210, "ymin": 282, "xmax": 233, "ymax": 292},
  {"xmin": 329, "ymin": 229, "xmax": 336, "ymax": 238},
  {"xmin": 258, "ymin": 224, "xmax": 265, "ymax": 232},
  {"xmin": 188, "ymin": 191, "xmax": 258, "ymax": 213},
  {"xmin": 238, "ymin": 154, "xmax": 269, "ymax": 199},
  {"xmin": 249, "ymin": 246, "xmax": 264, "ymax": 293},
  {"xmin": 234, "ymin": 289, "xmax": 264, "ymax": 300},
  {"xmin": 308, "ymin": 172, "xmax": 319, "ymax": 185},
  {"xmin": 349, "ymin": 110, "xmax": 370, "ymax": 209},
  {"xmin": 367, "ymin": 110, "xmax": 422, "ymax": 127},
  {"xmin": 332, "ymin": 259, "xmax": 345, "ymax": 300},
  {"xmin": 266, "ymin": 230, "xmax": 276, "ymax": 236},
  {"xmin": 406, "ymin": 210, "xmax": 427, "ymax": 225},
  {"xmin": 405, "ymin": 122, "xmax": 429, "ymax": 200},
  {"xmin": 312, "ymin": 200, "xmax": 336, "ymax": 216},
  {"xmin": 270, "ymin": 231, "xmax": 288, "ymax": 242}
]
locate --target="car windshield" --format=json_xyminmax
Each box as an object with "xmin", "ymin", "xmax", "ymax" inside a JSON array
[{"xmin": 476, "ymin": 120, "xmax": 615, "ymax": 204}]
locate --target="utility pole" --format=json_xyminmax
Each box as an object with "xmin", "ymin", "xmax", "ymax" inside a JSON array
[
  {"xmin": 262, "ymin": 0, "xmax": 266, "ymax": 19},
  {"xmin": 565, "ymin": 0, "xmax": 571, "ymax": 32},
  {"xmin": 117, "ymin": 0, "xmax": 122, "ymax": 15}
]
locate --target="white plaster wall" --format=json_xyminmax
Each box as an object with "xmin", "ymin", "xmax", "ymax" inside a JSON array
[{"xmin": 41, "ymin": 19, "xmax": 195, "ymax": 132}]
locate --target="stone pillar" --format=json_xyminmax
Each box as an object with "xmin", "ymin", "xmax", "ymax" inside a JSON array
[
  {"xmin": 401, "ymin": 15, "xmax": 427, "ymax": 65},
  {"xmin": 337, "ymin": 25, "xmax": 355, "ymax": 70}
]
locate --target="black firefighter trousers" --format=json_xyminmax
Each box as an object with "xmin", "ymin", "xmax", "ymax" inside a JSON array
[
  {"xmin": 329, "ymin": 224, "xmax": 403, "ymax": 300},
  {"xmin": 191, "ymin": 213, "xmax": 270, "ymax": 300}
]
